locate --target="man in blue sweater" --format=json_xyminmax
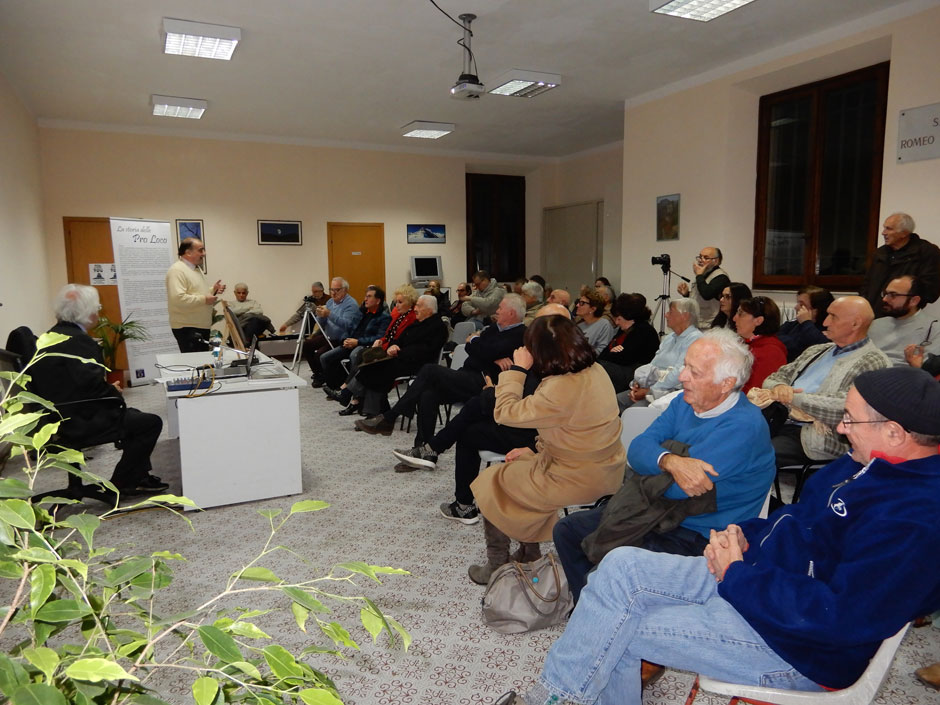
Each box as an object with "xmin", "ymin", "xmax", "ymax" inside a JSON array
[
  {"xmin": 497, "ymin": 366, "xmax": 940, "ymax": 705},
  {"xmin": 554, "ymin": 328, "xmax": 775, "ymax": 603}
]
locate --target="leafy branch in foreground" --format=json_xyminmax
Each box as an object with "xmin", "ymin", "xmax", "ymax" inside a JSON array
[{"xmin": 0, "ymin": 334, "xmax": 410, "ymax": 705}]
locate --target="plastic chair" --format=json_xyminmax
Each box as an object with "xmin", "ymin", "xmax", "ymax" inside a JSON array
[
  {"xmin": 479, "ymin": 450, "xmax": 506, "ymax": 466},
  {"xmin": 451, "ymin": 321, "xmax": 477, "ymax": 344},
  {"xmin": 687, "ymin": 623, "xmax": 910, "ymax": 705},
  {"xmin": 620, "ymin": 406, "xmax": 663, "ymax": 459}
]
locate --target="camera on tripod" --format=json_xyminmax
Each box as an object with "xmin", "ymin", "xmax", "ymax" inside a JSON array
[
  {"xmin": 302, "ymin": 295, "xmax": 318, "ymax": 304},
  {"xmin": 651, "ymin": 253, "xmax": 671, "ymax": 272}
]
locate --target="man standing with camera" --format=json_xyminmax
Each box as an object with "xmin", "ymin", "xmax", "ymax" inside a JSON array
[{"xmin": 677, "ymin": 247, "xmax": 730, "ymax": 329}]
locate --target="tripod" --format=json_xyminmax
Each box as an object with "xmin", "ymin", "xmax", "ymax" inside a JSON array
[
  {"xmin": 651, "ymin": 266, "xmax": 675, "ymax": 338},
  {"xmin": 290, "ymin": 304, "xmax": 318, "ymax": 372}
]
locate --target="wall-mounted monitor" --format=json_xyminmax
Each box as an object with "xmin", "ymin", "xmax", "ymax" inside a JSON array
[{"xmin": 410, "ymin": 255, "xmax": 443, "ymax": 285}]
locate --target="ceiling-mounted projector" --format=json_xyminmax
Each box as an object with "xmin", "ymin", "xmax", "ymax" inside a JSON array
[{"xmin": 451, "ymin": 73, "xmax": 484, "ymax": 100}]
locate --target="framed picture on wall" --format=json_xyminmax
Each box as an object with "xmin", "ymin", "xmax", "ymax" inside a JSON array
[
  {"xmin": 176, "ymin": 219, "xmax": 206, "ymax": 273},
  {"xmin": 656, "ymin": 194, "xmax": 680, "ymax": 241},
  {"xmin": 258, "ymin": 220, "xmax": 303, "ymax": 246},
  {"xmin": 407, "ymin": 224, "xmax": 446, "ymax": 244}
]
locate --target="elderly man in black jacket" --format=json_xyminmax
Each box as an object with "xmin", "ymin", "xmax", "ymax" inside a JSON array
[
  {"xmin": 355, "ymin": 294, "xmax": 527, "ymax": 443},
  {"xmin": 28, "ymin": 284, "xmax": 166, "ymax": 496},
  {"xmin": 861, "ymin": 212, "xmax": 940, "ymax": 315}
]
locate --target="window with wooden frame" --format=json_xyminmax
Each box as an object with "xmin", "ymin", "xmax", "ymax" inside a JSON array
[{"xmin": 752, "ymin": 62, "xmax": 889, "ymax": 291}]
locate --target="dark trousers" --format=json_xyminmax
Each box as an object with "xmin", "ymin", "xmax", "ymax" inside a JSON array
[
  {"xmin": 386, "ymin": 364, "xmax": 485, "ymax": 445},
  {"xmin": 320, "ymin": 344, "xmax": 354, "ymax": 389},
  {"xmin": 772, "ymin": 423, "xmax": 814, "ymax": 468},
  {"xmin": 172, "ymin": 327, "xmax": 210, "ymax": 353},
  {"xmin": 553, "ymin": 504, "xmax": 709, "ymax": 604},
  {"xmin": 110, "ymin": 408, "xmax": 163, "ymax": 490},
  {"xmin": 598, "ymin": 360, "xmax": 638, "ymax": 394},
  {"xmin": 429, "ymin": 395, "xmax": 537, "ymax": 505},
  {"xmin": 302, "ymin": 332, "xmax": 336, "ymax": 379}
]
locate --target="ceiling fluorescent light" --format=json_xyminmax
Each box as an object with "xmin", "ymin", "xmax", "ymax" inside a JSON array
[
  {"xmin": 650, "ymin": 0, "xmax": 757, "ymax": 22},
  {"xmin": 401, "ymin": 121, "xmax": 455, "ymax": 139},
  {"xmin": 488, "ymin": 69, "xmax": 560, "ymax": 98},
  {"xmin": 163, "ymin": 18, "xmax": 241, "ymax": 60},
  {"xmin": 151, "ymin": 95, "xmax": 208, "ymax": 119}
]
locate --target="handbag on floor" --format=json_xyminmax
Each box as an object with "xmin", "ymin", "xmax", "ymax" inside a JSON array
[{"xmin": 481, "ymin": 553, "xmax": 573, "ymax": 633}]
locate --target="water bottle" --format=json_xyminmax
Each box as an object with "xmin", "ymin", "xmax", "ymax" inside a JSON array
[{"xmin": 211, "ymin": 332, "xmax": 222, "ymax": 369}]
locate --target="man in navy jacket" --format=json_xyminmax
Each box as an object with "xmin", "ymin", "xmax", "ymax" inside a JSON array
[{"xmin": 497, "ymin": 366, "xmax": 940, "ymax": 705}]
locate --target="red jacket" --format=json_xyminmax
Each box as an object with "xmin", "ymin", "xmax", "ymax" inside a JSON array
[{"xmin": 743, "ymin": 334, "xmax": 787, "ymax": 393}]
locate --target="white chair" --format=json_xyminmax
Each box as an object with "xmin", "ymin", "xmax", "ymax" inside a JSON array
[
  {"xmin": 690, "ymin": 623, "xmax": 910, "ymax": 705},
  {"xmin": 620, "ymin": 406, "xmax": 663, "ymax": 458},
  {"xmin": 451, "ymin": 321, "xmax": 477, "ymax": 344},
  {"xmin": 479, "ymin": 450, "xmax": 506, "ymax": 466}
]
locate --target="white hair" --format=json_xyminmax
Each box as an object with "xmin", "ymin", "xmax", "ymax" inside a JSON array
[
  {"xmin": 521, "ymin": 281, "xmax": 544, "ymax": 301},
  {"xmin": 889, "ymin": 212, "xmax": 915, "ymax": 233},
  {"xmin": 331, "ymin": 277, "xmax": 349, "ymax": 290},
  {"xmin": 54, "ymin": 283, "xmax": 100, "ymax": 329},
  {"xmin": 234, "ymin": 282, "xmax": 248, "ymax": 291},
  {"xmin": 701, "ymin": 328, "xmax": 753, "ymax": 391},
  {"xmin": 417, "ymin": 294, "xmax": 438, "ymax": 313},
  {"xmin": 670, "ymin": 297, "xmax": 699, "ymax": 326},
  {"xmin": 502, "ymin": 293, "xmax": 526, "ymax": 321}
]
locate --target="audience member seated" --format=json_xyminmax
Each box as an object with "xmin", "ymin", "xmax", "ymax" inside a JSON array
[
  {"xmin": 575, "ymin": 289, "xmax": 614, "ymax": 354},
  {"xmin": 677, "ymin": 246, "xmax": 730, "ymax": 329},
  {"xmin": 554, "ymin": 329, "xmax": 775, "ymax": 603},
  {"xmin": 597, "ymin": 284, "xmax": 616, "ymax": 323},
  {"xmin": 546, "ymin": 288, "xmax": 571, "ymax": 309},
  {"xmin": 777, "ymin": 284, "xmax": 834, "ymax": 361},
  {"xmin": 227, "ymin": 282, "xmax": 274, "ymax": 341},
  {"xmin": 750, "ymin": 296, "xmax": 889, "ymax": 471},
  {"xmin": 869, "ymin": 275, "xmax": 939, "ymax": 367},
  {"xmin": 594, "ymin": 276, "xmax": 613, "ymax": 293},
  {"xmin": 459, "ymin": 270, "xmax": 505, "ymax": 327},
  {"xmin": 709, "ymin": 282, "xmax": 751, "ymax": 331},
  {"xmin": 529, "ymin": 274, "xmax": 546, "ymax": 289},
  {"xmin": 340, "ymin": 295, "xmax": 446, "ymax": 416},
  {"xmin": 278, "ymin": 281, "xmax": 329, "ymax": 334},
  {"xmin": 467, "ymin": 316, "xmax": 625, "ymax": 584},
  {"xmin": 496, "ymin": 366, "xmax": 940, "ymax": 705},
  {"xmin": 28, "ymin": 284, "xmax": 167, "ymax": 497},
  {"xmin": 905, "ymin": 343, "xmax": 940, "ymax": 379},
  {"xmin": 520, "ymin": 280, "xmax": 545, "ymax": 325},
  {"xmin": 597, "ymin": 293, "xmax": 660, "ymax": 394},
  {"xmin": 620, "ymin": 298, "xmax": 702, "ymax": 410},
  {"xmin": 303, "ymin": 277, "xmax": 361, "ymax": 387},
  {"xmin": 319, "ymin": 285, "xmax": 391, "ymax": 391},
  {"xmin": 446, "ymin": 282, "xmax": 471, "ymax": 326},
  {"xmin": 355, "ymin": 295, "xmax": 527, "ymax": 438},
  {"xmin": 391, "ymin": 305, "xmax": 571, "ymax": 523},
  {"xmin": 328, "ymin": 285, "xmax": 418, "ymax": 412},
  {"xmin": 424, "ymin": 280, "xmax": 449, "ymax": 311},
  {"xmin": 733, "ymin": 296, "xmax": 786, "ymax": 392},
  {"xmin": 512, "ymin": 277, "xmax": 528, "ymax": 295}
]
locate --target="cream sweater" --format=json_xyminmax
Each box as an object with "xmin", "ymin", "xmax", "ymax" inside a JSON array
[{"xmin": 166, "ymin": 260, "xmax": 213, "ymax": 329}]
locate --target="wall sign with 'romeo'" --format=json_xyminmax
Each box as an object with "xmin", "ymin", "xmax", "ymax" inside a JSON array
[{"xmin": 897, "ymin": 102, "xmax": 940, "ymax": 164}]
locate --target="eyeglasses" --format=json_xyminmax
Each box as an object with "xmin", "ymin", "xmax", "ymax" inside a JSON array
[
  {"xmin": 922, "ymin": 319, "xmax": 937, "ymax": 347},
  {"xmin": 329, "ymin": 287, "xmax": 344, "ymax": 293},
  {"xmin": 840, "ymin": 413, "xmax": 887, "ymax": 426},
  {"xmin": 881, "ymin": 290, "xmax": 914, "ymax": 300},
  {"xmin": 576, "ymin": 300, "xmax": 590, "ymax": 306},
  {"xmin": 719, "ymin": 293, "xmax": 732, "ymax": 300}
]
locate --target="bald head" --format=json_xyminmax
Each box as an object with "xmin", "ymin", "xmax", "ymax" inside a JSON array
[
  {"xmin": 823, "ymin": 296, "xmax": 875, "ymax": 347},
  {"xmin": 547, "ymin": 289, "xmax": 571, "ymax": 307},
  {"xmin": 536, "ymin": 303, "xmax": 572, "ymax": 320}
]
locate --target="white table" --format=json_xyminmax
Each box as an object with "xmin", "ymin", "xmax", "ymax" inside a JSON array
[{"xmin": 156, "ymin": 351, "xmax": 306, "ymax": 509}]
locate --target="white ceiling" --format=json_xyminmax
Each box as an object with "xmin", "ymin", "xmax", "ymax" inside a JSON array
[{"xmin": 0, "ymin": 0, "xmax": 929, "ymax": 159}]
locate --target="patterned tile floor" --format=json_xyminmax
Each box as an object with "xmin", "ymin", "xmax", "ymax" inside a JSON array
[{"xmin": 15, "ymin": 376, "xmax": 940, "ymax": 704}]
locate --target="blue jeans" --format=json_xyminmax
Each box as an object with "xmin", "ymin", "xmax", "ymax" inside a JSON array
[{"xmin": 537, "ymin": 547, "xmax": 821, "ymax": 705}]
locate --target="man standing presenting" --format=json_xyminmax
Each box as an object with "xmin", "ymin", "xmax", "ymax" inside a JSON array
[
  {"xmin": 677, "ymin": 247, "xmax": 730, "ymax": 328},
  {"xmin": 166, "ymin": 238, "xmax": 225, "ymax": 352},
  {"xmin": 869, "ymin": 275, "xmax": 940, "ymax": 366},
  {"xmin": 861, "ymin": 212, "xmax": 940, "ymax": 314},
  {"xmin": 495, "ymin": 366, "xmax": 940, "ymax": 705}
]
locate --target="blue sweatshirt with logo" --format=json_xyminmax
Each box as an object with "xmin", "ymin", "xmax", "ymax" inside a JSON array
[{"xmin": 718, "ymin": 453, "xmax": 940, "ymax": 688}]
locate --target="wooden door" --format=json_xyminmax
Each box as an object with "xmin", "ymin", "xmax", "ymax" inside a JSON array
[
  {"xmin": 63, "ymin": 217, "xmax": 127, "ymax": 368},
  {"xmin": 327, "ymin": 222, "xmax": 385, "ymax": 301}
]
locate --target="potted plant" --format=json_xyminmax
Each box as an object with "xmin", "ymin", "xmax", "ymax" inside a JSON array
[{"xmin": 94, "ymin": 313, "xmax": 149, "ymax": 387}]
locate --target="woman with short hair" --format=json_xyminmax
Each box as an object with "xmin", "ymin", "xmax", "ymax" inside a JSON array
[
  {"xmin": 777, "ymin": 285, "xmax": 834, "ymax": 361},
  {"xmin": 575, "ymin": 289, "xmax": 614, "ymax": 354},
  {"xmin": 597, "ymin": 293, "xmax": 661, "ymax": 393},
  {"xmin": 734, "ymin": 296, "xmax": 787, "ymax": 392}
]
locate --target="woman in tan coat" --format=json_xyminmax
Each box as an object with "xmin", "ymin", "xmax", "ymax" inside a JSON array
[{"xmin": 469, "ymin": 315, "xmax": 626, "ymax": 584}]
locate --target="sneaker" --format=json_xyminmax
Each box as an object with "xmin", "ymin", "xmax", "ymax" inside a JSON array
[
  {"xmin": 354, "ymin": 415, "xmax": 395, "ymax": 436},
  {"xmin": 439, "ymin": 500, "xmax": 480, "ymax": 525},
  {"xmin": 392, "ymin": 444, "xmax": 438, "ymax": 470},
  {"xmin": 120, "ymin": 474, "xmax": 170, "ymax": 496}
]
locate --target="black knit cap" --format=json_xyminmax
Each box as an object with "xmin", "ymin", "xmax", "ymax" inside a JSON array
[{"xmin": 853, "ymin": 367, "xmax": 940, "ymax": 435}]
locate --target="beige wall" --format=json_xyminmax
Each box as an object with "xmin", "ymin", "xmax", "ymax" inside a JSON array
[
  {"xmin": 37, "ymin": 129, "xmax": 470, "ymax": 325},
  {"xmin": 621, "ymin": 6, "xmax": 940, "ymax": 314},
  {"xmin": 0, "ymin": 71, "xmax": 50, "ymax": 335},
  {"xmin": 528, "ymin": 143, "xmax": 624, "ymax": 291}
]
